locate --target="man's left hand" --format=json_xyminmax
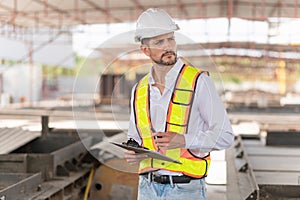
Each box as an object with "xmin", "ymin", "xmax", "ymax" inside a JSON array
[{"xmin": 152, "ymin": 131, "xmax": 186, "ymax": 150}]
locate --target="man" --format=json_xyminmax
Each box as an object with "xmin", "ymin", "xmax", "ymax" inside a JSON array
[{"xmin": 124, "ymin": 8, "xmax": 234, "ymax": 200}]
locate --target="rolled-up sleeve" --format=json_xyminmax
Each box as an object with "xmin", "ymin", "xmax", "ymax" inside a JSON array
[
  {"xmin": 127, "ymin": 84, "xmax": 143, "ymax": 145},
  {"xmin": 184, "ymin": 74, "xmax": 234, "ymax": 152}
]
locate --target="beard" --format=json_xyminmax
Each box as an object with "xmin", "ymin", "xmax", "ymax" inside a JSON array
[{"xmin": 151, "ymin": 51, "xmax": 177, "ymax": 66}]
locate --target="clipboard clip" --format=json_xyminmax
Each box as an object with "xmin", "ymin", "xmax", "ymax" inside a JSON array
[{"xmin": 122, "ymin": 138, "xmax": 149, "ymax": 150}]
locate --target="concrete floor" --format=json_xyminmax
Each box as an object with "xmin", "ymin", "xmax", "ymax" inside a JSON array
[
  {"xmin": 207, "ymin": 184, "xmax": 227, "ymax": 200},
  {"xmin": 206, "ymin": 150, "xmax": 228, "ymax": 200}
]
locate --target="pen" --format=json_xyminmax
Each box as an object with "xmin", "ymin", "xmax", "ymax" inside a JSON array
[{"xmin": 151, "ymin": 127, "xmax": 160, "ymax": 151}]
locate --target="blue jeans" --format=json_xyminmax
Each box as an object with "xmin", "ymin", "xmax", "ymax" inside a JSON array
[{"xmin": 137, "ymin": 175, "xmax": 207, "ymax": 200}]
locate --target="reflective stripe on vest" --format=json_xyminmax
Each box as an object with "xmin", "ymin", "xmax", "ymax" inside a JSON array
[{"xmin": 133, "ymin": 64, "xmax": 211, "ymax": 178}]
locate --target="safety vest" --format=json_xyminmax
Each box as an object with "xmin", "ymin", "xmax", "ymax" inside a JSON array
[{"xmin": 133, "ymin": 64, "xmax": 211, "ymax": 178}]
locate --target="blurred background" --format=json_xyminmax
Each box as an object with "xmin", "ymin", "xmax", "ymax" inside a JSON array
[{"xmin": 0, "ymin": 1, "xmax": 299, "ymax": 199}]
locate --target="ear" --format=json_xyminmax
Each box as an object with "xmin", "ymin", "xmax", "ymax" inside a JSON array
[{"xmin": 140, "ymin": 44, "xmax": 150, "ymax": 57}]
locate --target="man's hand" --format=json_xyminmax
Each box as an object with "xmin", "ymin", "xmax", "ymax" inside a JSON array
[
  {"xmin": 124, "ymin": 150, "xmax": 148, "ymax": 165},
  {"xmin": 152, "ymin": 131, "xmax": 186, "ymax": 150}
]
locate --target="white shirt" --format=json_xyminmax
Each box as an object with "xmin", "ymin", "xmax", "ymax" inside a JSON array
[{"xmin": 128, "ymin": 59, "xmax": 234, "ymax": 174}]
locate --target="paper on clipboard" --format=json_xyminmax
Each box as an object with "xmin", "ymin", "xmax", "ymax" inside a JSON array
[{"xmin": 111, "ymin": 142, "xmax": 182, "ymax": 164}]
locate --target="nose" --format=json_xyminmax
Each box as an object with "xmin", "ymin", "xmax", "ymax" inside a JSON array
[{"xmin": 162, "ymin": 39, "xmax": 172, "ymax": 51}]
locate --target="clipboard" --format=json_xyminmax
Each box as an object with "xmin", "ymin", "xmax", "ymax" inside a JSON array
[{"xmin": 111, "ymin": 142, "xmax": 182, "ymax": 164}]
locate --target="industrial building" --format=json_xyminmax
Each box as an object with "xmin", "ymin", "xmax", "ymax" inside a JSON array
[{"xmin": 0, "ymin": 0, "xmax": 300, "ymax": 199}]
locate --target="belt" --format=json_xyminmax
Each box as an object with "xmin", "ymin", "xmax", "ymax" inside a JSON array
[{"xmin": 140, "ymin": 172, "xmax": 198, "ymax": 184}]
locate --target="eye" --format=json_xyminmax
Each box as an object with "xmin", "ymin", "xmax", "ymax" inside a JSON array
[{"xmin": 154, "ymin": 40, "xmax": 163, "ymax": 45}]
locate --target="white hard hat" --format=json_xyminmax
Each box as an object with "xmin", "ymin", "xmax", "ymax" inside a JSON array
[{"xmin": 134, "ymin": 8, "xmax": 180, "ymax": 42}]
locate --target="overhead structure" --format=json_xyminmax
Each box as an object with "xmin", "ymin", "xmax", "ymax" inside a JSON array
[
  {"xmin": 0, "ymin": 0, "xmax": 300, "ymax": 83},
  {"xmin": 0, "ymin": 0, "xmax": 300, "ymax": 28}
]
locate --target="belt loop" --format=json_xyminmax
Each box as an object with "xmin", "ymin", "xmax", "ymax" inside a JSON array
[
  {"xmin": 168, "ymin": 175, "xmax": 174, "ymax": 188},
  {"xmin": 148, "ymin": 172, "xmax": 152, "ymax": 182}
]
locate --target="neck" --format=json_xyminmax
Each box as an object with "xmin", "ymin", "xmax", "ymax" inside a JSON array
[{"xmin": 152, "ymin": 63, "xmax": 174, "ymax": 84}]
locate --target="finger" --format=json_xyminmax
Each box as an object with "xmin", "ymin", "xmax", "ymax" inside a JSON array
[
  {"xmin": 124, "ymin": 153, "xmax": 148, "ymax": 159},
  {"xmin": 126, "ymin": 159, "xmax": 139, "ymax": 165},
  {"xmin": 152, "ymin": 132, "xmax": 165, "ymax": 138},
  {"xmin": 155, "ymin": 141, "xmax": 167, "ymax": 148},
  {"xmin": 124, "ymin": 154, "xmax": 135, "ymax": 159},
  {"xmin": 124, "ymin": 150, "xmax": 137, "ymax": 159},
  {"xmin": 124, "ymin": 150, "xmax": 136, "ymax": 155},
  {"xmin": 152, "ymin": 132, "xmax": 158, "ymax": 137},
  {"xmin": 155, "ymin": 136, "xmax": 170, "ymax": 144},
  {"xmin": 156, "ymin": 144, "xmax": 169, "ymax": 150},
  {"xmin": 135, "ymin": 153, "xmax": 148, "ymax": 158},
  {"xmin": 156, "ymin": 132, "xmax": 168, "ymax": 137},
  {"xmin": 125, "ymin": 155, "xmax": 148, "ymax": 165}
]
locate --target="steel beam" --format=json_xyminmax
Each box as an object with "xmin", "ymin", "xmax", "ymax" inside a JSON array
[
  {"xmin": 33, "ymin": 0, "xmax": 88, "ymax": 25},
  {"xmin": 82, "ymin": 0, "xmax": 122, "ymax": 23},
  {"xmin": 266, "ymin": 130, "xmax": 300, "ymax": 146},
  {"xmin": 226, "ymin": 136, "xmax": 259, "ymax": 200},
  {"xmin": 0, "ymin": 173, "xmax": 42, "ymax": 200}
]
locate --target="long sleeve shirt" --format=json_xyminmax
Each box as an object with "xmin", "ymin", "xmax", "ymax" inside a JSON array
[{"xmin": 128, "ymin": 58, "xmax": 234, "ymax": 158}]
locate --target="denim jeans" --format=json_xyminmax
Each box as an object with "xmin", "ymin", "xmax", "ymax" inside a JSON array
[{"xmin": 137, "ymin": 175, "xmax": 207, "ymax": 200}]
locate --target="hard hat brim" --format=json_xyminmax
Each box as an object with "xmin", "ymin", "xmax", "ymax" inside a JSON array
[{"xmin": 134, "ymin": 25, "xmax": 179, "ymax": 42}]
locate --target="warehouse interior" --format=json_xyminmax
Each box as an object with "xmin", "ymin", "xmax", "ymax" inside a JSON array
[{"xmin": 0, "ymin": 0, "xmax": 300, "ymax": 199}]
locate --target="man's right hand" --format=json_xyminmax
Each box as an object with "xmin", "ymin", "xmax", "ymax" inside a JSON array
[{"xmin": 124, "ymin": 150, "xmax": 148, "ymax": 165}]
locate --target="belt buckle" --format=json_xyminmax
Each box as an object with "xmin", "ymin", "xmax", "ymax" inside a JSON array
[
  {"xmin": 153, "ymin": 173, "xmax": 168, "ymax": 184},
  {"xmin": 152, "ymin": 173, "xmax": 160, "ymax": 183}
]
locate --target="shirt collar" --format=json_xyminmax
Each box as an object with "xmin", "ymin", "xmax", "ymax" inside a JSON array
[{"xmin": 148, "ymin": 58, "xmax": 184, "ymax": 86}]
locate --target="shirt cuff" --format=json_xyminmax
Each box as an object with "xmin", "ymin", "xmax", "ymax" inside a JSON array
[{"xmin": 184, "ymin": 133, "xmax": 199, "ymax": 149}]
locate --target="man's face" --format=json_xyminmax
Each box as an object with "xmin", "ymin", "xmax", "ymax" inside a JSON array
[{"xmin": 142, "ymin": 32, "xmax": 177, "ymax": 66}]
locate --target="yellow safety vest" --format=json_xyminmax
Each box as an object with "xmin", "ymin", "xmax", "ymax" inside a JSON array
[{"xmin": 133, "ymin": 64, "xmax": 211, "ymax": 178}]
